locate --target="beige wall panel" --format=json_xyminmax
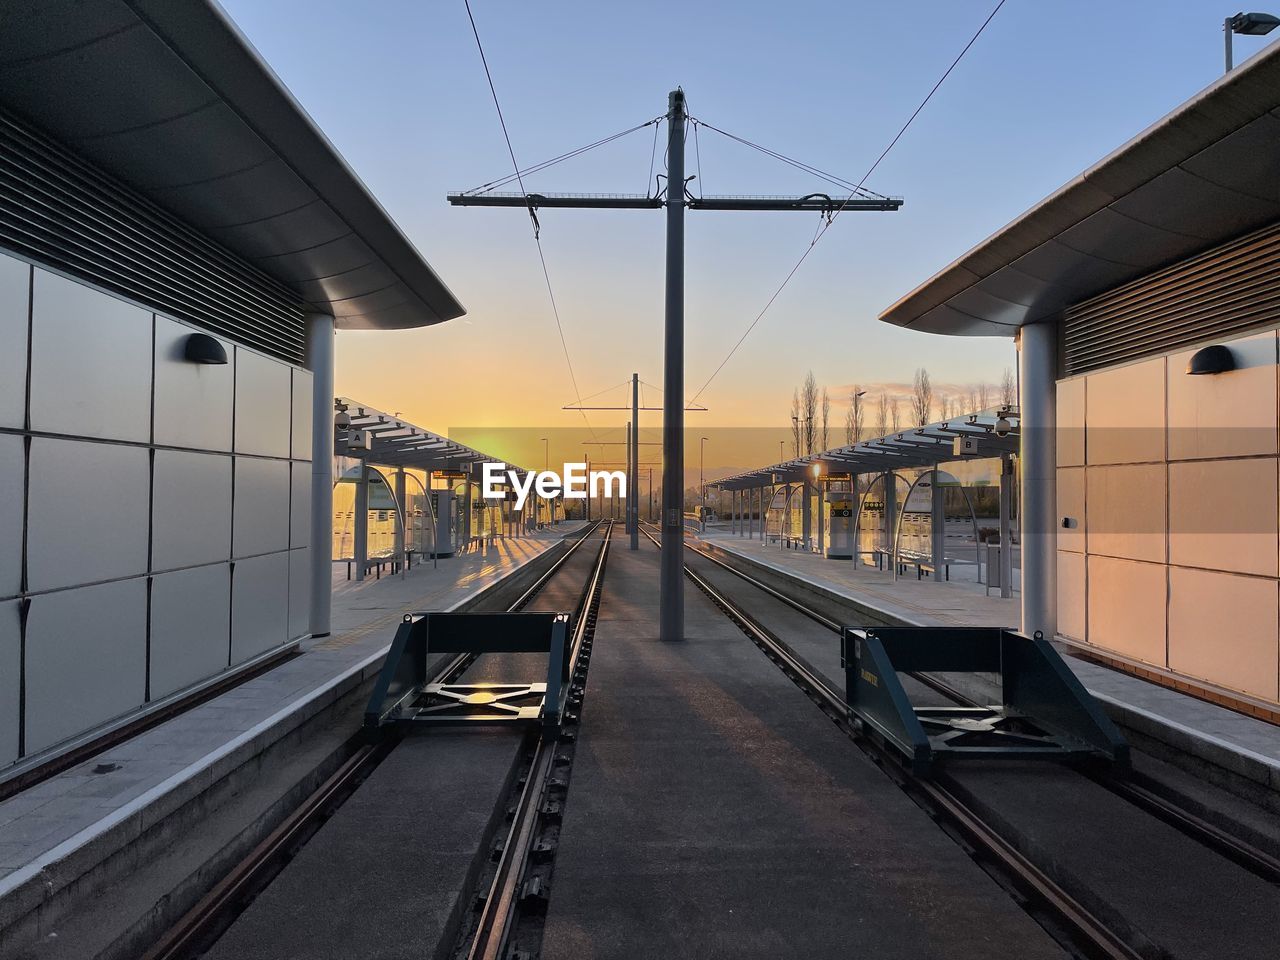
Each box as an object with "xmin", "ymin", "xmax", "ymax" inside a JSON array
[
  {"xmin": 1087, "ymin": 556, "xmax": 1166, "ymax": 665},
  {"xmin": 1057, "ymin": 550, "xmax": 1086, "ymax": 641},
  {"xmin": 1057, "ymin": 467, "xmax": 1086, "ymax": 553},
  {"xmin": 1167, "ymin": 331, "xmax": 1277, "ymax": 461},
  {"xmin": 1086, "ymin": 357, "xmax": 1166, "ymax": 465},
  {"xmin": 1056, "ymin": 376, "xmax": 1085, "ymax": 467},
  {"xmin": 1169, "ymin": 567, "xmax": 1278, "ymax": 702},
  {"xmin": 1086, "ymin": 463, "xmax": 1166, "ymax": 563},
  {"xmin": 1168, "ymin": 458, "xmax": 1277, "ymax": 577}
]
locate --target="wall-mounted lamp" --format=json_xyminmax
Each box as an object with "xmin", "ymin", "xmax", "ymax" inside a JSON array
[
  {"xmin": 1185, "ymin": 344, "xmax": 1235, "ymax": 375},
  {"xmin": 182, "ymin": 332, "xmax": 228, "ymax": 364}
]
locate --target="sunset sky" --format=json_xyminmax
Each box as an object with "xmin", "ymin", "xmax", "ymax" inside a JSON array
[{"xmin": 221, "ymin": 0, "xmax": 1273, "ymax": 476}]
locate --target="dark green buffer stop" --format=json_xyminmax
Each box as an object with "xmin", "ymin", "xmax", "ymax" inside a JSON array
[{"xmin": 841, "ymin": 626, "xmax": 1128, "ymax": 776}]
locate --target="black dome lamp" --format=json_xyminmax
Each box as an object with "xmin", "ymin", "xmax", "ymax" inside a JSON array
[
  {"xmin": 183, "ymin": 332, "xmax": 228, "ymax": 365},
  {"xmin": 1185, "ymin": 344, "xmax": 1235, "ymax": 376}
]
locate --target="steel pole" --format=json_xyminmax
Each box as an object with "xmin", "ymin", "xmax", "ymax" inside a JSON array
[
  {"xmin": 1225, "ymin": 17, "xmax": 1234, "ymax": 72},
  {"xmin": 660, "ymin": 88, "xmax": 686, "ymax": 641},
  {"xmin": 631, "ymin": 373, "xmax": 640, "ymax": 549}
]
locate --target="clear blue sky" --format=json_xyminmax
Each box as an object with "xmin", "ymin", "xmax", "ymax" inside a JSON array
[{"xmin": 221, "ymin": 0, "xmax": 1274, "ymax": 441}]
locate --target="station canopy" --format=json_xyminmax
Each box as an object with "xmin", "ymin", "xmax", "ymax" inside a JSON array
[
  {"xmin": 0, "ymin": 0, "xmax": 463, "ymax": 330},
  {"xmin": 335, "ymin": 398, "xmax": 528, "ymax": 477},
  {"xmin": 878, "ymin": 42, "xmax": 1280, "ymax": 337},
  {"xmin": 711, "ymin": 411, "xmax": 1019, "ymax": 491}
]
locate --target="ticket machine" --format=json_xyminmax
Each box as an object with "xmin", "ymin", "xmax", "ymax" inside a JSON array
[{"xmin": 825, "ymin": 490, "xmax": 855, "ymax": 559}]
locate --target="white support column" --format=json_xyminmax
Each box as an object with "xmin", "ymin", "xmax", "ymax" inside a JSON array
[
  {"xmin": 801, "ymin": 479, "xmax": 812, "ymax": 550},
  {"xmin": 931, "ymin": 472, "xmax": 946, "ymax": 581},
  {"xmin": 306, "ymin": 313, "xmax": 334, "ymax": 637},
  {"xmin": 999, "ymin": 453, "xmax": 1014, "ymax": 599},
  {"xmin": 394, "ymin": 467, "xmax": 406, "ymax": 572},
  {"xmin": 354, "ymin": 461, "xmax": 369, "ymax": 581},
  {"xmin": 883, "ymin": 472, "xmax": 897, "ymax": 571},
  {"xmin": 817, "ymin": 484, "xmax": 825, "ymax": 555},
  {"xmin": 1019, "ymin": 322, "xmax": 1058, "ymax": 638}
]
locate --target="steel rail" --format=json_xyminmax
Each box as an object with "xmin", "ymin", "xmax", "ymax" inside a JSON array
[
  {"xmin": 661, "ymin": 528, "xmax": 1280, "ymax": 886},
  {"xmin": 638, "ymin": 525, "xmax": 1140, "ymax": 960},
  {"xmin": 141, "ymin": 520, "xmax": 607, "ymax": 960},
  {"xmin": 466, "ymin": 520, "xmax": 613, "ymax": 960}
]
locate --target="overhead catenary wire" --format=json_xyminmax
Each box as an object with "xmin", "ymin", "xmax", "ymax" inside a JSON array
[
  {"xmin": 690, "ymin": 119, "xmax": 888, "ymax": 201},
  {"xmin": 688, "ymin": 0, "xmax": 1009, "ymax": 405},
  {"xmin": 461, "ymin": 0, "xmax": 597, "ymax": 441},
  {"xmin": 461, "ymin": 118, "xmax": 663, "ymax": 197}
]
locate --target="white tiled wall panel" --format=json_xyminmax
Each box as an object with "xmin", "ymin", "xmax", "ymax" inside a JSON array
[
  {"xmin": 24, "ymin": 578, "xmax": 147, "ymax": 754},
  {"xmin": 1057, "ymin": 550, "xmax": 1086, "ymax": 642},
  {"xmin": 1085, "ymin": 357, "xmax": 1165, "ymax": 465},
  {"xmin": 152, "ymin": 450, "xmax": 233, "ymax": 570},
  {"xmin": 233, "ymin": 457, "xmax": 290, "ymax": 558},
  {"xmin": 28, "ymin": 269, "xmax": 152, "ymax": 443},
  {"xmin": 0, "ymin": 600, "xmax": 19, "ymax": 767},
  {"xmin": 1, "ymin": 249, "xmax": 316, "ymax": 767},
  {"xmin": 1056, "ymin": 376, "xmax": 1085, "ymax": 467},
  {"xmin": 153, "ymin": 315, "xmax": 234, "ymax": 451},
  {"xmin": 234, "ymin": 347, "xmax": 291, "ymax": 458},
  {"xmin": 288, "ymin": 547, "xmax": 310, "ymax": 640},
  {"xmin": 290, "ymin": 461, "xmax": 311, "ymax": 548},
  {"xmin": 0, "ymin": 434, "xmax": 22, "ymax": 599},
  {"xmin": 150, "ymin": 564, "xmax": 231, "ymax": 700},
  {"xmin": 27, "ymin": 438, "xmax": 150, "ymax": 592},
  {"xmin": 1056, "ymin": 466, "xmax": 1085, "ymax": 555},
  {"xmin": 1068, "ymin": 324, "xmax": 1280, "ymax": 702},
  {"xmin": 1084, "ymin": 463, "xmax": 1166, "ymax": 564},
  {"xmin": 231, "ymin": 552, "xmax": 289, "ymax": 664},
  {"xmin": 291, "ymin": 368, "xmax": 313, "ymax": 461},
  {"xmin": 1168, "ymin": 567, "xmax": 1279, "ymax": 702},
  {"xmin": 1087, "ymin": 556, "xmax": 1167, "ymax": 666},
  {"xmin": 0, "ymin": 252, "xmax": 29, "ymax": 430},
  {"xmin": 1166, "ymin": 332, "xmax": 1277, "ymax": 461},
  {"xmin": 1168, "ymin": 458, "xmax": 1278, "ymax": 577}
]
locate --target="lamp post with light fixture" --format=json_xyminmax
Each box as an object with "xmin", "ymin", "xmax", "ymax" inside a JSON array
[{"xmin": 1225, "ymin": 11, "xmax": 1279, "ymax": 71}]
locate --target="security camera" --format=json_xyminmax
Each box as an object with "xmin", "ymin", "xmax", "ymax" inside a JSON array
[{"xmin": 994, "ymin": 416, "xmax": 1012, "ymax": 438}]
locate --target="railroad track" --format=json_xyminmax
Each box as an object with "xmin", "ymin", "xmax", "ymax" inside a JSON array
[
  {"xmin": 641, "ymin": 524, "xmax": 1280, "ymax": 960},
  {"xmin": 143, "ymin": 520, "xmax": 611, "ymax": 960}
]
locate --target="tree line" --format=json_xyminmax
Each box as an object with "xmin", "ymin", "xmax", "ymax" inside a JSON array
[{"xmin": 789, "ymin": 366, "xmax": 1016, "ymax": 457}]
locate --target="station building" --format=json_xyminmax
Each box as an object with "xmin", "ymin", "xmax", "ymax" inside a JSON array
[
  {"xmin": 880, "ymin": 43, "xmax": 1280, "ymax": 713},
  {"xmin": 0, "ymin": 2, "xmax": 463, "ymax": 773}
]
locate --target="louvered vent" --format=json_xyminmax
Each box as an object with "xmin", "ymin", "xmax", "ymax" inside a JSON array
[
  {"xmin": 1063, "ymin": 221, "xmax": 1280, "ymax": 376},
  {"xmin": 0, "ymin": 107, "xmax": 306, "ymax": 364}
]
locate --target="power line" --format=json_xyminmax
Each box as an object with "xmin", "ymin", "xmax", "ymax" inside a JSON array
[
  {"xmin": 690, "ymin": 119, "xmax": 888, "ymax": 200},
  {"xmin": 461, "ymin": 0, "xmax": 594, "ymax": 438},
  {"xmin": 460, "ymin": 119, "xmax": 661, "ymax": 197},
  {"xmin": 689, "ymin": 0, "xmax": 1009, "ymax": 404}
]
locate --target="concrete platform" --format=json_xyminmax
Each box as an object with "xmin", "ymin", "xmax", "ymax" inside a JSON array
[
  {"xmin": 698, "ymin": 530, "xmax": 1280, "ymax": 806},
  {"xmin": 0, "ymin": 526, "xmax": 579, "ymax": 949},
  {"xmin": 541, "ymin": 541, "xmax": 1066, "ymax": 959}
]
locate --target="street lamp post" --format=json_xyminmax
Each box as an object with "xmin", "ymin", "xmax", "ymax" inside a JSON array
[
  {"xmin": 792, "ymin": 413, "xmax": 813, "ymax": 457},
  {"xmin": 1225, "ymin": 11, "xmax": 1279, "ymax": 71},
  {"xmin": 539, "ymin": 437, "xmax": 549, "ymax": 528},
  {"xmin": 699, "ymin": 436, "xmax": 709, "ymax": 530}
]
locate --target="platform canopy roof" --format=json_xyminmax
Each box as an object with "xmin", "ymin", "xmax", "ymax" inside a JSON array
[
  {"xmin": 335, "ymin": 399, "xmax": 528, "ymax": 477},
  {"xmin": 878, "ymin": 42, "xmax": 1280, "ymax": 337},
  {"xmin": 711, "ymin": 412, "xmax": 1019, "ymax": 491},
  {"xmin": 0, "ymin": 0, "xmax": 463, "ymax": 330}
]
